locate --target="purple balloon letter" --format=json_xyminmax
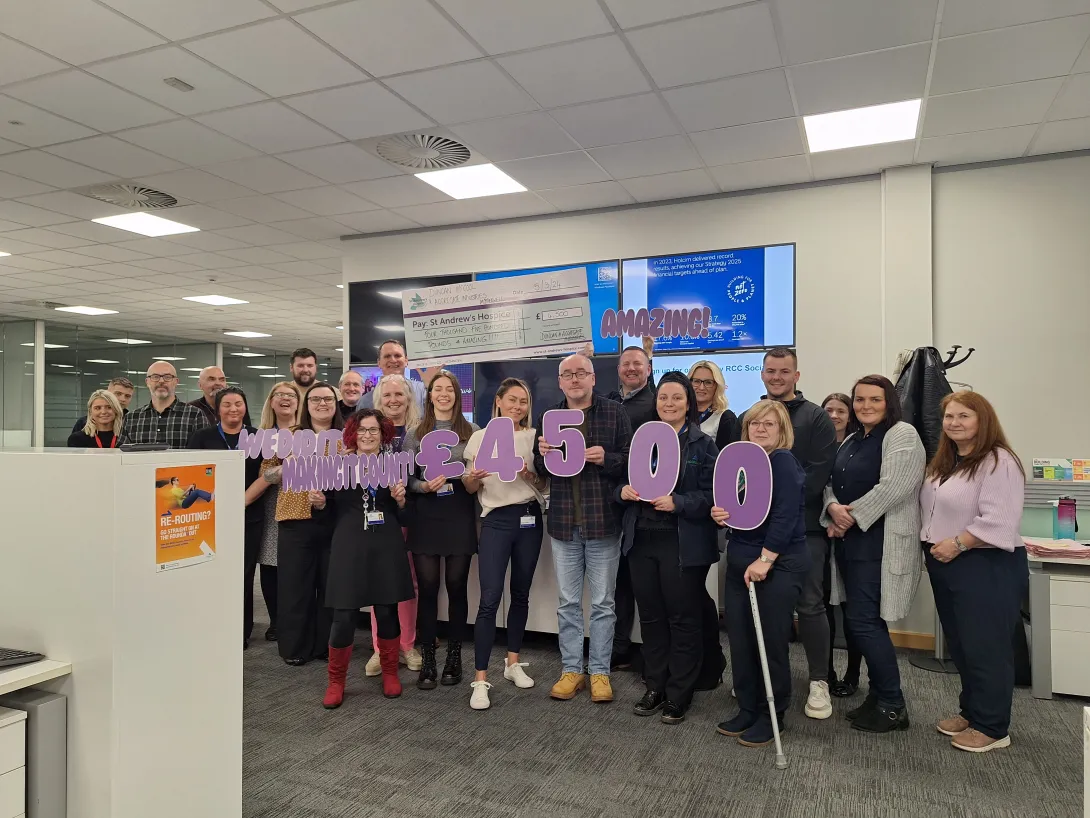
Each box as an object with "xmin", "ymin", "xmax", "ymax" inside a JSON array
[
  {"xmin": 474, "ymin": 416, "xmax": 523, "ymax": 483},
  {"xmin": 542, "ymin": 409, "xmax": 586, "ymax": 478},
  {"xmin": 628, "ymin": 421, "xmax": 680, "ymax": 500},
  {"xmin": 712, "ymin": 441, "xmax": 773, "ymax": 530},
  {"xmin": 417, "ymin": 429, "xmax": 466, "ymax": 481}
]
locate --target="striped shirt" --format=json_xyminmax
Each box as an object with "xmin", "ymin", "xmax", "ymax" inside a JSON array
[{"xmin": 919, "ymin": 448, "xmax": 1025, "ymax": 552}]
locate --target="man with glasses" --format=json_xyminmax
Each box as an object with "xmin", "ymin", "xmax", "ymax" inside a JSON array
[
  {"xmin": 188, "ymin": 366, "xmax": 227, "ymax": 425},
  {"xmin": 535, "ymin": 354, "xmax": 632, "ymax": 705},
  {"xmin": 71, "ymin": 377, "xmax": 135, "ymax": 434},
  {"xmin": 123, "ymin": 361, "xmax": 209, "ymax": 449}
]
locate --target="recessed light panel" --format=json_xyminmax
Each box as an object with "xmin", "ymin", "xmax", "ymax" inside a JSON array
[
  {"xmin": 93, "ymin": 213, "xmax": 200, "ymax": 237},
  {"xmin": 107, "ymin": 338, "xmax": 152, "ymax": 345},
  {"xmin": 224, "ymin": 331, "xmax": 271, "ymax": 338},
  {"xmin": 804, "ymin": 99, "xmax": 921, "ymax": 153},
  {"xmin": 230, "ymin": 352, "xmax": 265, "ymax": 357},
  {"xmin": 416, "ymin": 163, "xmax": 526, "ymax": 200},
  {"xmin": 86, "ymin": 359, "xmax": 119, "ymax": 364},
  {"xmin": 55, "ymin": 305, "xmax": 119, "ymax": 316},
  {"xmin": 183, "ymin": 295, "xmax": 249, "ymax": 306}
]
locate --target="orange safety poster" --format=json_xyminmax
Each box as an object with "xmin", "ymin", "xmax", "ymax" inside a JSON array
[{"xmin": 155, "ymin": 464, "xmax": 216, "ymax": 571}]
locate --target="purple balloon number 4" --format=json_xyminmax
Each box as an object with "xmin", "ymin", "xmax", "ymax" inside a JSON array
[
  {"xmin": 712, "ymin": 441, "xmax": 773, "ymax": 530},
  {"xmin": 541, "ymin": 409, "xmax": 586, "ymax": 478},
  {"xmin": 473, "ymin": 416, "xmax": 524, "ymax": 483},
  {"xmin": 627, "ymin": 421, "xmax": 680, "ymax": 500},
  {"xmin": 417, "ymin": 429, "xmax": 467, "ymax": 482}
]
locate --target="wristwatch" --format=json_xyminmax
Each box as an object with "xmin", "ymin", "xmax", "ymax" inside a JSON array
[
  {"xmin": 954, "ymin": 535, "xmax": 967, "ymax": 553},
  {"xmin": 759, "ymin": 554, "xmax": 776, "ymax": 564}
]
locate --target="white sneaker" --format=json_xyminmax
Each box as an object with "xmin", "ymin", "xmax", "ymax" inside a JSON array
[
  {"xmin": 401, "ymin": 647, "xmax": 422, "ymax": 671},
  {"xmin": 503, "ymin": 660, "xmax": 535, "ymax": 689},
  {"xmin": 805, "ymin": 680, "xmax": 833, "ymax": 720},
  {"xmin": 365, "ymin": 651, "xmax": 381, "ymax": 677},
  {"xmin": 470, "ymin": 681, "xmax": 492, "ymax": 710}
]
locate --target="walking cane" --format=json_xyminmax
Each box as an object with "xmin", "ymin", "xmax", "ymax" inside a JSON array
[{"xmin": 748, "ymin": 581, "xmax": 788, "ymax": 769}]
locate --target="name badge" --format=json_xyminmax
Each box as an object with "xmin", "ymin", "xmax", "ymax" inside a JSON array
[
  {"xmin": 366, "ymin": 511, "xmax": 385, "ymax": 526},
  {"xmin": 437, "ymin": 482, "xmax": 454, "ymax": 496},
  {"xmin": 520, "ymin": 515, "xmax": 536, "ymax": 529}
]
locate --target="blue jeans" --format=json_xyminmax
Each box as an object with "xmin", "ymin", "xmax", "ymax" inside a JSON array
[
  {"xmin": 552, "ymin": 526, "xmax": 621, "ymax": 676},
  {"xmin": 180, "ymin": 488, "xmax": 212, "ymax": 508}
]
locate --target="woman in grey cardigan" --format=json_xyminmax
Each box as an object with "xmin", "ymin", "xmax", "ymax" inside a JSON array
[{"xmin": 821, "ymin": 375, "xmax": 924, "ymax": 734}]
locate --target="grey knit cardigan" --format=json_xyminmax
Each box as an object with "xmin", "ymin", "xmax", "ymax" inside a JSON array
[{"xmin": 821, "ymin": 421, "xmax": 926, "ymax": 622}]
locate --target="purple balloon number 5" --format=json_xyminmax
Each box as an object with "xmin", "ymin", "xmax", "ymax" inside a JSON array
[
  {"xmin": 627, "ymin": 421, "xmax": 680, "ymax": 500},
  {"xmin": 417, "ymin": 429, "xmax": 467, "ymax": 482},
  {"xmin": 712, "ymin": 441, "xmax": 773, "ymax": 530},
  {"xmin": 541, "ymin": 409, "xmax": 586, "ymax": 478}
]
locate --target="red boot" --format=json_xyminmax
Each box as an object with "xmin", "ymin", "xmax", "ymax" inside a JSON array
[
  {"xmin": 323, "ymin": 645, "xmax": 353, "ymax": 709},
  {"xmin": 377, "ymin": 637, "xmax": 402, "ymax": 698}
]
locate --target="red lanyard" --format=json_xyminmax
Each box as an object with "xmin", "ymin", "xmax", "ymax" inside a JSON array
[{"xmin": 95, "ymin": 432, "xmax": 118, "ymax": 449}]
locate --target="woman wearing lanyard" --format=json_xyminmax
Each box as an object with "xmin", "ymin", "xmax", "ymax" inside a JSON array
[
  {"xmin": 618, "ymin": 372, "xmax": 719, "ymax": 725},
  {"xmin": 188, "ymin": 387, "xmax": 269, "ymax": 648},
  {"xmin": 68, "ymin": 389, "xmax": 126, "ymax": 448},
  {"xmin": 402, "ymin": 371, "xmax": 480, "ymax": 690},
  {"xmin": 323, "ymin": 408, "xmax": 414, "ymax": 705},
  {"xmin": 463, "ymin": 378, "xmax": 547, "ymax": 710}
]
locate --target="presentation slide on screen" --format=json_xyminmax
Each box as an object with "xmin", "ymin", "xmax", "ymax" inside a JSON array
[
  {"xmin": 652, "ymin": 352, "xmax": 768, "ymax": 417},
  {"xmin": 476, "ymin": 261, "xmax": 620, "ymax": 354},
  {"xmin": 617, "ymin": 245, "xmax": 794, "ymax": 352}
]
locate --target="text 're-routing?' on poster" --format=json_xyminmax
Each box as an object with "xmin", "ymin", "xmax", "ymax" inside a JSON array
[{"xmin": 155, "ymin": 464, "xmax": 216, "ymax": 572}]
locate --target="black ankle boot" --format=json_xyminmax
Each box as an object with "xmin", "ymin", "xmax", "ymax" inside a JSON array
[
  {"xmin": 851, "ymin": 702, "xmax": 910, "ymax": 734},
  {"xmin": 417, "ymin": 644, "xmax": 438, "ymax": 690},
  {"xmin": 440, "ymin": 640, "xmax": 462, "ymax": 686},
  {"xmin": 846, "ymin": 692, "xmax": 878, "ymax": 721}
]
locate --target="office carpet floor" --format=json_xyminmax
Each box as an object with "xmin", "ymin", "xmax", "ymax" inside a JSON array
[{"xmin": 242, "ymin": 607, "xmax": 1086, "ymax": 818}]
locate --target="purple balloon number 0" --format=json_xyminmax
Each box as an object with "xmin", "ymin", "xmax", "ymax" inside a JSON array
[
  {"xmin": 541, "ymin": 409, "xmax": 586, "ymax": 478},
  {"xmin": 417, "ymin": 429, "xmax": 467, "ymax": 482},
  {"xmin": 473, "ymin": 416, "xmax": 524, "ymax": 483},
  {"xmin": 627, "ymin": 421, "xmax": 680, "ymax": 500},
  {"xmin": 712, "ymin": 441, "xmax": 773, "ymax": 530}
]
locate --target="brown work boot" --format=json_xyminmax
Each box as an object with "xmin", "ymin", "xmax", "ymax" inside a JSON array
[
  {"xmin": 549, "ymin": 672, "xmax": 586, "ymax": 700},
  {"xmin": 936, "ymin": 715, "xmax": 969, "ymax": 736},
  {"xmin": 952, "ymin": 728, "xmax": 1011, "ymax": 753},
  {"xmin": 590, "ymin": 674, "xmax": 613, "ymax": 703}
]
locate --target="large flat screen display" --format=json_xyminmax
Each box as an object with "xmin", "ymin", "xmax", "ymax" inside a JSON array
[
  {"xmin": 351, "ymin": 362, "xmax": 474, "ymax": 423},
  {"xmin": 650, "ymin": 352, "xmax": 767, "ymax": 419},
  {"xmin": 475, "ymin": 260, "xmax": 620, "ymax": 355},
  {"xmin": 617, "ymin": 244, "xmax": 795, "ymax": 353}
]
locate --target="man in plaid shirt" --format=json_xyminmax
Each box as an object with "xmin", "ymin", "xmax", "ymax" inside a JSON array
[
  {"xmin": 534, "ymin": 353, "xmax": 632, "ymax": 705},
  {"xmin": 123, "ymin": 361, "xmax": 209, "ymax": 449}
]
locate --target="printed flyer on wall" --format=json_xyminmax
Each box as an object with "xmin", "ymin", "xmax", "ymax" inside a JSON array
[
  {"xmin": 155, "ymin": 464, "xmax": 216, "ymax": 571},
  {"xmin": 1032, "ymin": 458, "xmax": 1090, "ymax": 481}
]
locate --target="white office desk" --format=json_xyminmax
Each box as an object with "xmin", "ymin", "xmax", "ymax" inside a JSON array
[
  {"xmin": 1028, "ymin": 549, "xmax": 1090, "ymax": 699},
  {"xmin": 0, "ymin": 661, "xmax": 71, "ymax": 698}
]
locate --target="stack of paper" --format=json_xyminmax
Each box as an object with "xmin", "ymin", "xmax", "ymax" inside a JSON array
[{"xmin": 1023, "ymin": 537, "xmax": 1090, "ymax": 559}]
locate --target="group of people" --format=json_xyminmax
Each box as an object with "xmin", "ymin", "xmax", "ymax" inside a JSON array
[{"xmin": 67, "ymin": 341, "xmax": 1028, "ymax": 755}]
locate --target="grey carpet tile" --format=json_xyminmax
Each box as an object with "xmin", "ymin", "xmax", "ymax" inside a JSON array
[{"xmin": 243, "ymin": 615, "xmax": 1085, "ymax": 818}]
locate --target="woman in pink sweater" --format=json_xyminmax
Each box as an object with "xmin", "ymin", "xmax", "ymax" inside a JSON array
[{"xmin": 919, "ymin": 391, "xmax": 1026, "ymax": 754}]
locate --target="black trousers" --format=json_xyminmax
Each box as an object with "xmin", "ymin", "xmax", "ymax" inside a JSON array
[
  {"xmin": 824, "ymin": 537, "xmax": 862, "ymax": 683},
  {"xmin": 724, "ymin": 553, "xmax": 804, "ymax": 717},
  {"xmin": 613, "ymin": 553, "xmax": 635, "ymax": 657},
  {"xmin": 698, "ymin": 582, "xmax": 727, "ymax": 683},
  {"xmin": 243, "ymin": 520, "xmax": 262, "ymax": 643},
  {"xmin": 277, "ymin": 519, "xmax": 333, "ymax": 662},
  {"xmin": 628, "ymin": 528, "xmax": 707, "ymax": 708},
  {"xmin": 835, "ymin": 547, "xmax": 903, "ymax": 708},
  {"xmin": 925, "ymin": 544, "xmax": 1028, "ymax": 739},
  {"xmin": 330, "ymin": 606, "xmax": 398, "ymax": 648},
  {"xmin": 259, "ymin": 565, "xmax": 278, "ymax": 628},
  {"xmin": 414, "ymin": 553, "xmax": 473, "ymax": 645}
]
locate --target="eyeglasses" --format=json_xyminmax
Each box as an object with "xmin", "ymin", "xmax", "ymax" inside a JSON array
[
  {"xmin": 147, "ymin": 374, "xmax": 176, "ymax": 383},
  {"xmin": 748, "ymin": 419, "xmax": 778, "ymax": 431},
  {"xmin": 691, "ymin": 378, "xmax": 715, "ymax": 388},
  {"xmin": 272, "ymin": 392, "xmax": 297, "ymax": 400},
  {"xmin": 358, "ymin": 427, "xmax": 381, "ymax": 437},
  {"xmin": 307, "ymin": 396, "xmax": 336, "ymax": 405},
  {"xmin": 560, "ymin": 371, "xmax": 592, "ymax": 381}
]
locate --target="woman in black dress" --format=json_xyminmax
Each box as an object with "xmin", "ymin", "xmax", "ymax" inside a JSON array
[
  {"xmin": 323, "ymin": 409, "xmax": 415, "ymax": 706},
  {"xmin": 401, "ymin": 371, "xmax": 479, "ymax": 689},
  {"xmin": 68, "ymin": 389, "xmax": 126, "ymax": 448}
]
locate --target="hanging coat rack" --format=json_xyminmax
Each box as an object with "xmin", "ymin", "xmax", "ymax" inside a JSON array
[{"xmin": 942, "ymin": 345, "xmax": 975, "ymax": 370}]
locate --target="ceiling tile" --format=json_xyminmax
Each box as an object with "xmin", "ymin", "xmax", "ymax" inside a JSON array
[
  {"xmin": 46, "ymin": 220, "xmax": 134, "ymax": 243},
  {"xmin": 116, "ymin": 120, "xmax": 260, "ymax": 167},
  {"xmin": 212, "ymin": 196, "xmax": 315, "ymax": 223},
  {"xmin": 450, "ymin": 112, "xmax": 579, "ymax": 161},
  {"xmin": 163, "ymin": 231, "xmax": 248, "ymax": 251},
  {"xmin": 589, "ymin": 135, "xmax": 702, "ymax": 179},
  {"xmin": 86, "ymin": 47, "xmax": 267, "ymax": 116},
  {"xmin": 436, "ymin": 0, "xmax": 613, "ymax": 53},
  {"xmin": 196, "ymin": 102, "xmax": 342, "ymax": 154},
  {"xmin": 0, "ymin": 34, "xmax": 67, "ymax": 85},
  {"xmin": 689, "ymin": 118, "xmax": 805, "ymax": 166},
  {"xmin": 138, "ymin": 168, "xmax": 257, "ymax": 202},
  {"xmin": 111, "ymin": 238, "xmax": 200, "ymax": 257},
  {"xmin": 185, "ymin": 20, "xmax": 366, "ymax": 97},
  {"xmin": 604, "ymin": 0, "xmax": 752, "ymax": 28},
  {"xmin": 45, "ymin": 136, "xmax": 183, "ymax": 178},
  {"xmin": 5, "ymin": 72, "xmax": 174, "ymax": 132},
  {"xmin": 538, "ymin": 180, "xmax": 636, "ymax": 211},
  {"xmin": 269, "ymin": 241, "xmax": 341, "ymax": 260},
  {"xmin": 155, "ymin": 204, "xmax": 253, "ymax": 230},
  {"xmin": 342, "ymin": 175, "xmax": 450, "ymax": 208},
  {"xmin": 941, "ymin": 0, "xmax": 1090, "ymax": 36},
  {"xmin": 917, "ymin": 124, "xmax": 1037, "ymax": 164},
  {"xmin": 922, "ymin": 79, "xmax": 1065, "ymax": 136},
  {"xmin": 627, "ymin": 5, "xmax": 782, "ymax": 88},
  {"xmin": 1050, "ymin": 73, "xmax": 1090, "ymax": 120},
  {"xmin": 0, "ymin": 150, "xmax": 116, "ymax": 188},
  {"xmin": 284, "ymin": 83, "xmax": 433, "ymax": 141},
  {"xmin": 0, "ymin": 228, "xmax": 87, "ymax": 249},
  {"xmin": 499, "ymin": 37, "xmax": 651, "ymax": 108},
  {"xmin": 1076, "ymin": 38, "xmax": 1090, "ymax": 72},
  {"xmin": 214, "ymin": 224, "xmax": 302, "ymax": 246},
  {"xmin": 498, "ymin": 151, "xmax": 610, "ymax": 189},
  {"xmin": 296, "ymin": 0, "xmax": 481, "ymax": 77},
  {"xmin": 0, "ymin": 171, "xmax": 55, "ymax": 199},
  {"xmin": 217, "ymin": 247, "xmax": 297, "ymax": 265},
  {"xmin": 473, "ymin": 191, "xmax": 557, "ymax": 220},
  {"xmin": 0, "ymin": 138, "xmax": 25, "ymax": 155},
  {"xmin": 775, "ymin": 0, "xmax": 938, "ymax": 64},
  {"xmin": 0, "ymin": 0, "xmax": 164, "ymax": 65},
  {"xmin": 549, "ymin": 94, "xmax": 679, "ymax": 148},
  {"xmin": 14, "ymin": 191, "xmax": 126, "ymax": 220},
  {"xmin": 663, "ymin": 69, "xmax": 794, "ymax": 132},
  {"xmin": 265, "ymin": 0, "xmax": 328, "ymax": 9},
  {"xmin": 0, "ymin": 254, "xmax": 58, "ymax": 270},
  {"xmin": 619, "ymin": 169, "xmax": 718, "ymax": 202},
  {"xmin": 931, "ymin": 16, "xmax": 1090, "ymax": 95},
  {"xmin": 789, "ymin": 44, "xmax": 930, "ymax": 116},
  {"xmin": 24, "ymin": 249, "xmax": 104, "ymax": 266},
  {"xmin": 98, "ymin": 0, "xmax": 275, "ymax": 39},
  {"xmin": 267, "ymin": 218, "xmax": 354, "ymax": 240},
  {"xmin": 709, "ymin": 154, "xmax": 812, "ymax": 192},
  {"xmin": 164, "ymin": 250, "xmax": 246, "ymax": 268},
  {"xmin": 273, "ymin": 187, "xmax": 380, "ymax": 217},
  {"xmin": 385, "ymin": 61, "xmax": 539, "ymax": 125},
  {"xmin": 335, "ymin": 210, "xmax": 420, "ymax": 233},
  {"xmin": 0, "ymin": 97, "xmax": 97, "ymax": 147},
  {"xmin": 202, "ymin": 157, "xmax": 327, "ymax": 194},
  {"xmin": 809, "ymin": 141, "xmax": 916, "ymax": 179},
  {"xmin": 393, "ymin": 200, "xmax": 487, "ymax": 227},
  {"xmin": 59, "ymin": 243, "xmax": 151, "ymax": 262},
  {"xmin": 276, "ymin": 144, "xmax": 402, "ymax": 184},
  {"xmin": 1030, "ymin": 116, "xmax": 1090, "ymax": 154}
]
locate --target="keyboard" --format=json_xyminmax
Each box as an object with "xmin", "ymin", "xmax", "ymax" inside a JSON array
[{"xmin": 0, "ymin": 648, "xmax": 44, "ymax": 669}]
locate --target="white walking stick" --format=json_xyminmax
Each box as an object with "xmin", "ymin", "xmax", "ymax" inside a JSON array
[{"xmin": 748, "ymin": 581, "xmax": 788, "ymax": 769}]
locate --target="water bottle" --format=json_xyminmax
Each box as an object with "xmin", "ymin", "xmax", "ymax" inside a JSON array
[{"xmin": 1053, "ymin": 496, "xmax": 1078, "ymax": 540}]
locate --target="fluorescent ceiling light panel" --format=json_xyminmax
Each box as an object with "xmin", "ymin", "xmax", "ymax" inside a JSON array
[
  {"xmin": 23, "ymin": 342, "xmax": 68, "ymax": 348},
  {"xmin": 229, "ymin": 352, "xmax": 265, "ymax": 357},
  {"xmin": 55, "ymin": 305, "xmax": 119, "ymax": 316},
  {"xmin": 415, "ymin": 163, "xmax": 525, "ymax": 200},
  {"xmin": 183, "ymin": 295, "xmax": 249, "ymax": 306},
  {"xmin": 804, "ymin": 99, "xmax": 921, "ymax": 153},
  {"xmin": 224, "ymin": 331, "xmax": 271, "ymax": 338},
  {"xmin": 374, "ymin": 324, "xmax": 404, "ymax": 332},
  {"xmin": 107, "ymin": 338, "xmax": 151, "ymax": 345},
  {"xmin": 92, "ymin": 213, "xmax": 200, "ymax": 237},
  {"xmin": 248, "ymin": 365, "xmax": 275, "ymax": 369},
  {"xmin": 335, "ymin": 325, "xmax": 343, "ymax": 330},
  {"xmin": 377, "ymin": 290, "xmax": 402, "ymax": 299},
  {"xmin": 336, "ymin": 284, "xmax": 344, "ymax": 289},
  {"xmin": 180, "ymin": 367, "xmax": 203, "ymax": 372},
  {"xmin": 259, "ymin": 374, "xmax": 285, "ymax": 378},
  {"xmin": 86, "ymin": 359, "xmax": 119, "ymax": 364},
  {"xmin": 0, "ymin": 251, "xmax": 10, "ymax": 257},
  {"xmin": 51, "ymin": 363, "xmax": 73, "ymax": 368},
  {"xmin": 156, "ymin": 356, "xmax": 186, "ymax": 361}
]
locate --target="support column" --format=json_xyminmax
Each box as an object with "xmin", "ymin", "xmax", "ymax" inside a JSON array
[{"xmin": 32, "ymin": 319, "xmax": 45, "ymax": 447}]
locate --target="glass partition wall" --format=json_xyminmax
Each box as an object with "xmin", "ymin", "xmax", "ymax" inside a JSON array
[
  {"xmin": 0, "ymin": 320, "xmax": 35, "ymax": 448},
  {"xmin": 222, "ymin": 345, "xmax": 336, "ymax": 417}
]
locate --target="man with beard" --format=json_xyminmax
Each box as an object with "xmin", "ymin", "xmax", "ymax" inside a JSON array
[
  {"xmin": 291, "ymin": 348, "xmax": 318, "ymax": 390},
  {"xmin": 123, "ymin": 361, "xmax": 209, "ymax": 449}
]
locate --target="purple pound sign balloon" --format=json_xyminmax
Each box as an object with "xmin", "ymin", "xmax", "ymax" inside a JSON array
[
  {"xmin": 417, "ymin": 428, "xmax": 466, "ymax": 481},
  {"xmin": 712, "ymin": 441, "xmax": 773, "ymax": 530},
  {"xmin": 541, "ymin": 408, "xmax": 586, "ymax": 478},
  {"xmin": 627, "ymin": 421, "xmax": 680, "ymax": 501},
  {"xmin": 474, "ymin": 416, "xmax": 524, "ymax": 483}
]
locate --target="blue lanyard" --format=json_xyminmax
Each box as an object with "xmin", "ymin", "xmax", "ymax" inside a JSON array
[
  {"xmin": 699, "ymin": 407, "xmax": 714, "ymax": 423},
  {"xmin": 217, "ymin": 423, "xmax": 240, "ymax": 450}
]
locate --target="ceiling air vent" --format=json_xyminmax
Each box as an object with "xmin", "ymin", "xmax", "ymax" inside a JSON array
[
  {"xmin": 374, "ymin": 133, "xmax": 472, "ymax": 170},
  {"xmin": 75, "ymin": 183, "xmax": 178, "ymax": 210}
]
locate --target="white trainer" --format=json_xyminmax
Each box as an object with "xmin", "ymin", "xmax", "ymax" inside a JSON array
[
  {"xmin": 503, "ymin": 660, "xmax": 535, "ymax": 689},
  {"xmin": 401, "ymin": 647, "xmax": 422, "ymax": 671},
  {"xmin": 365, "ymin": 651, "xmax": 381, "ymax": 677},
  {"xmin": 470, "ymin": 681, "xmax": 492, "ymax": 710},
  {"xmin": 805, "ymin": 680, "xmax": 833, "ymax": 720}
]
